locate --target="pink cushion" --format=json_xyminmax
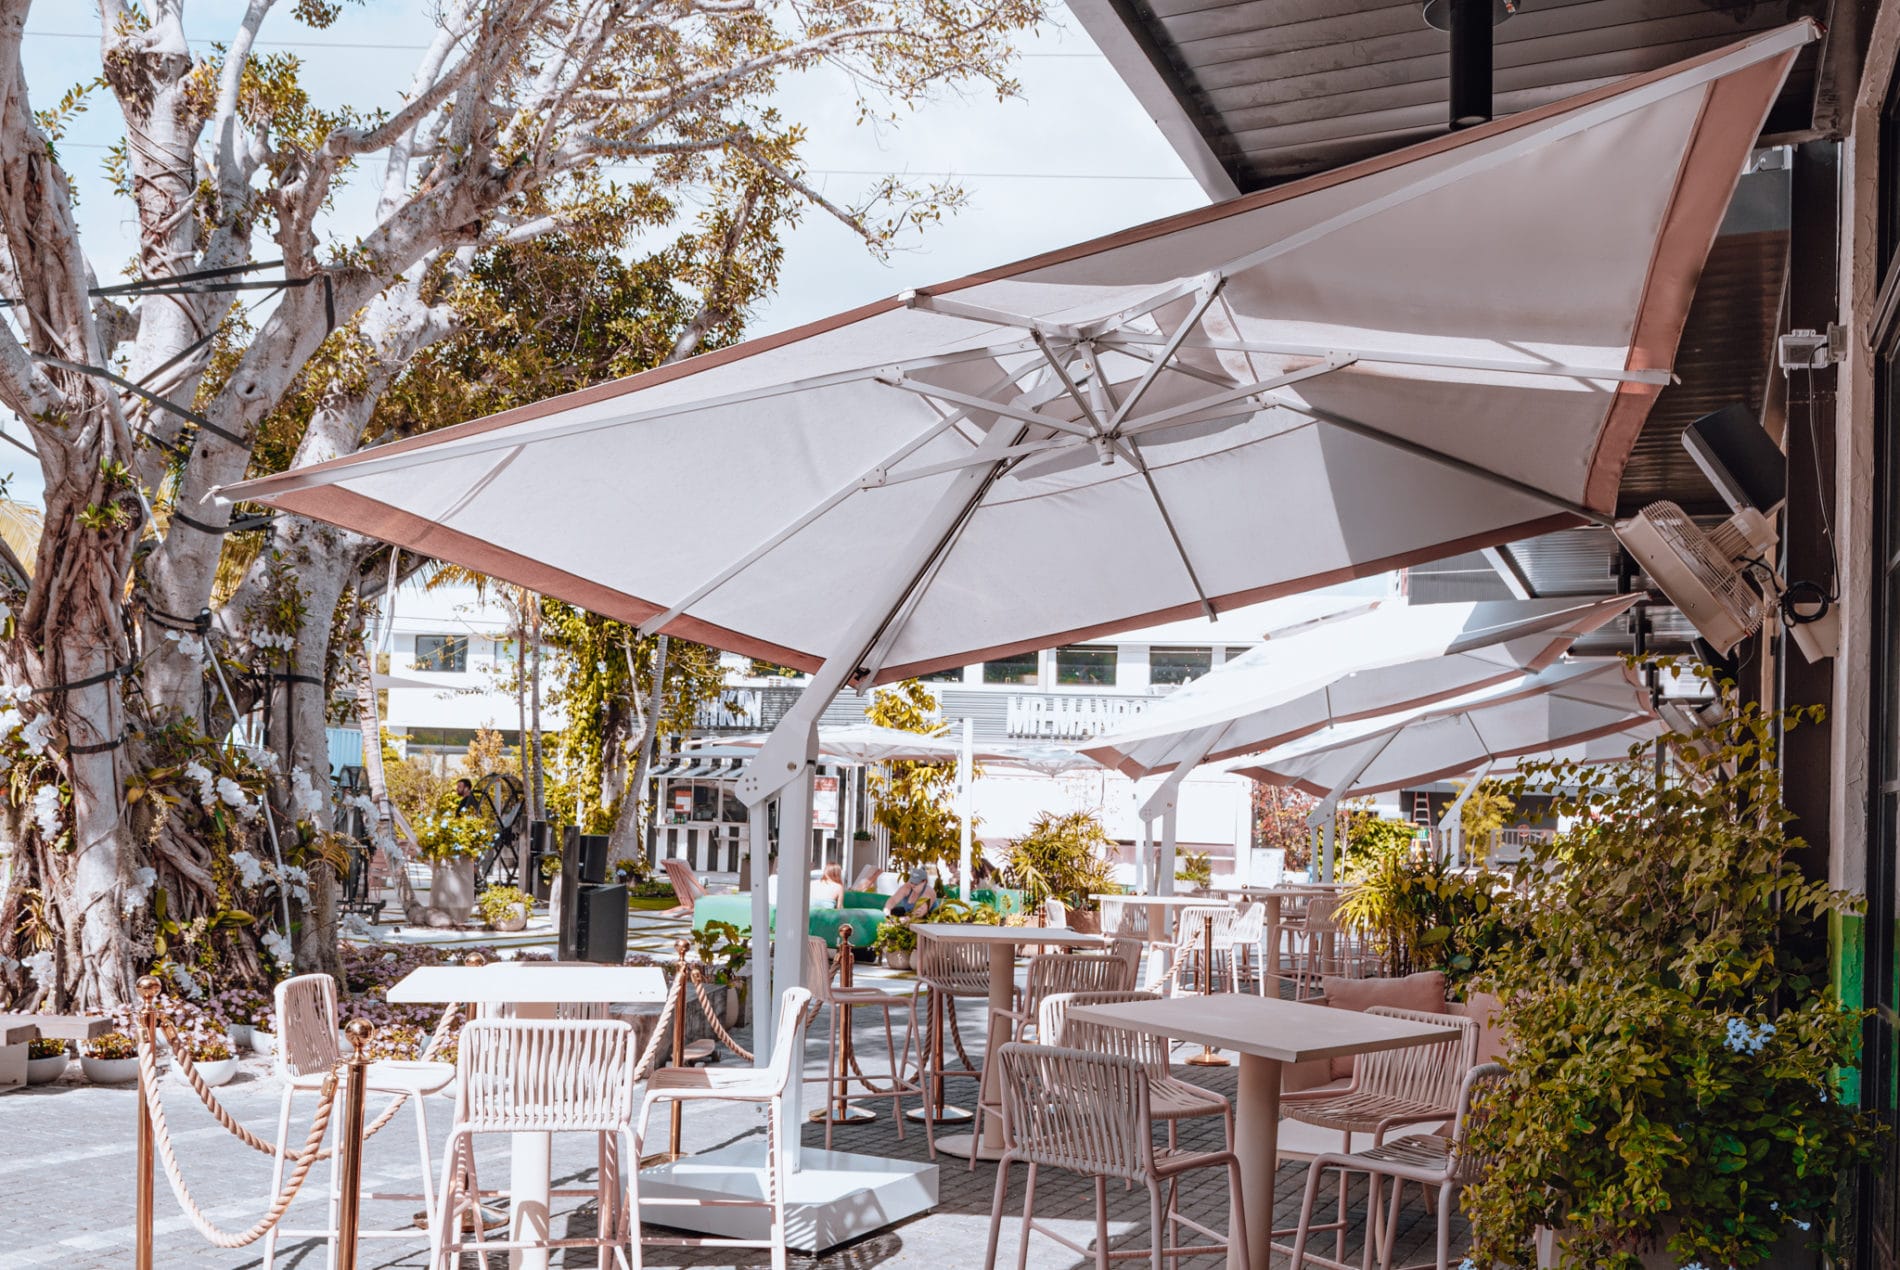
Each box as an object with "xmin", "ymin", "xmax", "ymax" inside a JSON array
[
  {"xmin": 1320, "ymin": 971, "xmax": 1449, "ymax": 1079},
  {"xmin": 1452, "ymin": 990, "xmax": 1507, "ymax": 1064}
]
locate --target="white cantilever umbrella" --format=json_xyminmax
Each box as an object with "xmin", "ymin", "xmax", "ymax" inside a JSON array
[
  {"xmin": 1225, "ymin": 659, "xmax": 1656, "ymax": 877},
  {"xmin": 222, "ymin": 26, "xmax": 1810, "ymax": 1075},
  {"xmin": 1082, "ymin": 593, "xmax": 1641, "ymax": 889}
]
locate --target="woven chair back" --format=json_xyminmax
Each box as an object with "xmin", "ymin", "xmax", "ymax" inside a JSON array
[
  {"xmin": 1358, "ymin": 1006, "xmax": 1480, "ymax": 1112},
  {"xmin": 916, "ymin": 933, "xmax": 991, "ymax": 995},
  {"xmin": 274, "ymin": 974, "xmax": 341, "ymax": 1080},
  {"xmin": 1039, "ymin": 989, "xmax": 1168, "ymax": 1077},
  {"xmin": 997, "ymin": 1042, "xmax": 1152, "ymax": 1181},
  {"xmin": 456, "ymin": 1018, "xmax": 635, "ymax": 1133}
]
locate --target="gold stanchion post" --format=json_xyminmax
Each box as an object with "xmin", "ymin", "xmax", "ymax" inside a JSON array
[
  {"xmin": 669, "ymin": 937, "xmax": 690, "ymax": 1159},
  {"xmin": 334, "ymin": 1020, "xmax": 373, "ymax": 1270},
  {"xmin": 135, "ymin": 975, "xmax": 162, "ymax": 1270},
  {"xmin": 1188, "ymin": 912, "xmax": 1230, "ymax": 1067}
]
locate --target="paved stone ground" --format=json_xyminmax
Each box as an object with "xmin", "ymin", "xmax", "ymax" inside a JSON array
[{"xmin": 0, "ymin": 911, "xmax": 1471, "ymax": 1268}]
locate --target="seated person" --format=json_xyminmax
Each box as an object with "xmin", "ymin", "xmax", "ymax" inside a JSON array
[
  {"xmin": 884, "ymin": 867, "xmax": 936, "ymax": 919},
  {"xmin": 810, "ymin": 862, "xmax": 846, "ymax": 910},
  {"xmin": 970, "ymin": 855, "xmax": 995, "ymax": 890}
]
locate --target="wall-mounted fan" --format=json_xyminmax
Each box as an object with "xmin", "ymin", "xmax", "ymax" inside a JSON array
[{"xmin": 1615, "ymin": 501, "xmax": 1776, "ymax": 655}]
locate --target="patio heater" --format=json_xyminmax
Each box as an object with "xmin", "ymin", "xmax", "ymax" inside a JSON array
[{"xmin": 1424, "ymin": 0, "xmax": 1517, "ymax": 129}]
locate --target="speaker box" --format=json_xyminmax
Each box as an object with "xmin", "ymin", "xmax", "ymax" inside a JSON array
[
  {"xmin": 573, "ymin": 884, "xmax": 628, "ymax": 964},
  {"xmin": 1683, "ymin": 404, "xmax": 1786, "ymax": 514},
  {"xmin": 526, "ymin": 820, "xmax": 554, "ymax": 901},
  {"xmin": 563, "ymin": 826, "xmax": 611, "ymax": 885}
]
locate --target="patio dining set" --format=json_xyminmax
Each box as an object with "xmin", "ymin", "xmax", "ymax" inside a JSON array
[{"xmin": 257, "ymin": 879, "xmax": 1497, "ymax": 1270}]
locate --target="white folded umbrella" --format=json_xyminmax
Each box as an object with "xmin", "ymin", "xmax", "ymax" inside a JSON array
[
  {"xmin": 220, "ymin": 26, "xmax": 1809, "ymax": 1062},
  {"xmin": 1083, "ymin": 595, "xmax": 1642, "ymax": 778}
]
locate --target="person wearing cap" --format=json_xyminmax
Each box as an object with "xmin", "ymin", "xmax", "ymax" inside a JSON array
[{"xmin": 884, "ymin": 867, "xmax": 936, "ymax": 918}]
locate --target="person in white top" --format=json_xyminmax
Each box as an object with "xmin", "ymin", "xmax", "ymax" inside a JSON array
[{"xmin": 810, "ymin": 862, "xmax": 846, "ymax": 910}]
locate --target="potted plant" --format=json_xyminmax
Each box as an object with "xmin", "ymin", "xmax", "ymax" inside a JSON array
[
  {"xmin": 476, "ymin": 884, "xmax": 534, "ymax": 932},
  {"xmin": 26, "ymin": 1037, "xmax": 69, "ymax": 1084},
  {"xmin": 688, "ymin": 920, "xmax": 752, "ymax": 1025},
  {"xmin": 1464, "ymin": 690, "xmax": 1880, "ymax": 1269},
  {"xmin": 1003, "ymin": 810, "xmax": 1118, "ymax": 934},
  {"xmin": 873, "ymin": 918, "xmax": 917, "ymax": 970},
  {"xmin": 1175, "ymin": 849, "xmax": 1213, "ymax": 895},
  {"xmin": 415, "ymin": 798, "xmax": 490, "ymax": 923},
  {"xmin": 178, "ymin": 1024, "xmax": 239, "ymax": 1087},
  {"xmin": 251, "ymin": 1002, "xmax": 277, "ymax": 1056},
  {"xmin": 541, "ymin": 853, "xmax": 563, "ymax": 922},
  {"xmin": 209, "ymin": 984, "xmax": 269, "ymax": 1050},
  {"xmin": 80, "ymin": 1030, "xmax": 141, "ymax": 1083}
]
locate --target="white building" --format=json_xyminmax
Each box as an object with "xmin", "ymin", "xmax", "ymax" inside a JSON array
[{"xmin": 380, "ymin": 573, "xmax": 1401, "ymax": 884}]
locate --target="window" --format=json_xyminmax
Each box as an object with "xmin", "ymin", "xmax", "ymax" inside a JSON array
[
  {"xmin": 1220, "ymin": 645, "xmax": 1254, "ymax": 664},
  {"xmin": 492, "ymin": 638, "xmax": 518, "ymax": 664},
  {"xmin": 413, "ymin": 634, "xmax": 468, "ymax": 672},
  {"xmin": 1055, "ymin": 645, "xmax": 1117, "ymax": 687},
  {"xmin": 920, "ymin": 666, "xmax": 965, "ymax": 683},
  {"xmin": 403, "ymin": 726, "xmax": 521, "ymax": 749},
  {"xmin": 1150, "ymin": 646, "xmax": 1211, "ymax": 686},
  {"xmin": 982, "ymin": 651, "xmax": 1039, "ymax": 686}
]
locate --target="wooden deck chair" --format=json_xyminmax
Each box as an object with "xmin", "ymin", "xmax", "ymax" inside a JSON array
[{"xmin": 662, "ymin": 858, "xmax": 709, "ymax": 917}]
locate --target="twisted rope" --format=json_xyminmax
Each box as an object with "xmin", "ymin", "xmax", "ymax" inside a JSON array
[
  {"xmin": 140, "ymin": 1038, "xmax": 339, "ymax": 1247},
  {"xmin": 632, "ymin": 961, "xmax": 687, "ymax": 1082},
  {"xmin": 688, "ymin": 962, "xmax": 754, "ymax": 1062}
]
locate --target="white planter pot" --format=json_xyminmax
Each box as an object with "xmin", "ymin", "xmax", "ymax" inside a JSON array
[
  {"xmin": 227, "ymin": 1023, "xmax": 254, "ymax": 1049},
  {"xmin": 191, "ymin": 1058, "xmax": 239, "ymax": 1087},
  {"xmin": 884, "ymin": 950, "xmax": 913, "ymax": 971},
  {"xmin": 81, "ymin": 1056, "xmax": 139, "ymax": 1084},
  {"xmin": 25, "ymin": 1055, "xmax": 68, "ymax": 1085},
  {"xmin": 251, "ymin": 1030, "xmax": 277, "ymax": 1057},
  {"xmin": 490, "ymin": 904, "xmax": 528, "ymax": 933},
  {"xmin": 431, "ymin": 858, "xmax": 477, "ymax": 924}
]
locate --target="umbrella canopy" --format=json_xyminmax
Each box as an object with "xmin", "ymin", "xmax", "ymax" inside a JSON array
[
  {"xmin": 1225, "ymin": 659, "xmax": 1657, "ymax": 799},
  {"xmin": 1081, "ymin": 594, "xmax": 1641, "ymax": 778},
  {"xmin": 223, "ymin": 25, "xmax": 1811, "ymax": 696}
]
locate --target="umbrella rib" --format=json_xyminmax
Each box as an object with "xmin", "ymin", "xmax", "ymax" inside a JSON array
[
  {"xmin": 879, "ymin": 373, "xmax": 1100, "ymax": 439},
  {"xmin": 1100, "ymin": 332, "xmax": 1671, "ymax": 386},
  {"xmin": 640, "ymin": 362, "xmax": 1046, "ymax": 637},
  {"xmin": 1106, "ymin": 280, "xmax": 1226, "ymax": 430},
  {"xmin": 1114, "ymin": 435, "xmax": 1216, "ymax": 619},
  {"xmin": 1119, "ymin": 358, "xmax": 1355, "ymax": 437},
  {"xmin": 1030, "ymin": 330, "xmax": 1110, "ymax": 437},
  {"xmin": 1266, "ymin": 394, "xmax": 1614, "ymax": 527}
]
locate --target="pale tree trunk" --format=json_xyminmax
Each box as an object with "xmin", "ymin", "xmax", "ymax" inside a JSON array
[{"xmin": 607, "ymin": 635, "xmax": 668, "ymax": 865}]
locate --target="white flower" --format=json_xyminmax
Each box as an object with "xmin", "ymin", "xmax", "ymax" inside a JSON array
[
  {"xmin": 289, "ymin": 768, "xmax": 324, "ymax": 817},
  {"xmin": 215, "ymin": 776, "xmax": 259, "ymax": 822},
  {"xmin": 229, "ymin": 850, "xmax": 266, "ymax": 888},
  {"xmin": 276, "ymin": 863, "xmax": 311, "ymax": 904},
  {"xmin": 251, "ymin": 630, "xmax": 297, "ymax": 652},
  {"xmin": 1, "ymin": 683, "xmax": 29, "ymax": 705},
  {"xmin": 121, "ymin": 866, "xmax": 157, "ymax": 915},
  {"xmin": 183, "ymin": 760, "xmax": 217, "ymax": 809},
  {"xmin": 260, "ymin": 928, "xmax": 294, "ymax": 966},
  {"xmin": 163, "ymin": 630, "xmax": 206, "ymax": 663},
  {"xmin": 19, "ymin": 714, "xmax": 51, "ymax": 756},
  {"xmin": 30, "ymin": 784, "xmax": 61, "ymax": 839},
  {"xmin": 167, "ymin": 963, "xmax": 201, "ymax": 999},
  {"xmin": 22, "ymin": 949, "xmax": 55, "ymax": 987},
  {"xmin": 0, "ymin": 703, "xmax": 19, "ymax": 734},
  {"xmin": 240, "ymin": 745, "xmax": 280, "ymax": 774}
]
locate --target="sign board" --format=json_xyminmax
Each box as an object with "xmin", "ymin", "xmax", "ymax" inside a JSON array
[{"xmin": 812, "ymin": 774, "xmax": 840, "ymax": 831}]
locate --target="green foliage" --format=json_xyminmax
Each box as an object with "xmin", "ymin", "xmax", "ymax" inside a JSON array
[
  {"xmin": 1454, "ymin": 778, "xmax": 1515, "ymax": 850},
  {"xmin": 1462, "ymin": 689, "xmax": 1879, "ymax": 1269},
  {"xmin": 1334, "ymin": 851, "xmax": 1508, "ymax": 991},
  {"xmin": 475, "ymin": 885, "xmax": 534, "ymax": 927},
  {"xmin": 384, "ymin": 754, "xmax": 452, "ymax": 826},
  {"xmin": 865, "ymin": 680, "xmax": 968, "ymax": 875},
  {"xmin": 27, "ymin": 1037, "xmax": 65, "ymax": 1060},
  {"xmin": 1004, "ymin": 808, "xmax": 1118, "ymax": 910},
  {"xmin": 689, "ymin": 919, "xmax": 751, "ymax": 988},
  {"xmin": 872, "ymin": 918, "xmax": 917, "ymax": 954},
  {"xmin": 925, "ymin": 897, "xmax": 1002, "ymax": 926},
  {"xmin": 1340, "ymin": 807, "xmax": 1419, "ymax": 865},
  {"xmin": 413, "ymin": 799, "xmax": 490, "ymax": 864},
  {"xmin": 1175, "ymin": 849, "xmax": 1212, "ymax": 892}
]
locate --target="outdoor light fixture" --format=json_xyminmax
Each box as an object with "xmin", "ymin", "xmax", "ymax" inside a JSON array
[{"xmin": 1426, "ymin": 0, "xmax": 1519, "ymax": 128}]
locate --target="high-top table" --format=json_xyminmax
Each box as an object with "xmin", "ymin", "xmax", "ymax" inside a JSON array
[
  {"xmin": 389, "ymin": 962, "xmax": 669, "ymax": 1270},
  {"xmin": 910, "ymin": 923, "xmax": 1104, "ymax": 1160},
  {"xmin": 1092, "ymin": 892, "xmax": 1234, "ymax": 981},
  {"xmin": 1068, "ymin": 993, "xmax": 1456, "ymax": 1270}
]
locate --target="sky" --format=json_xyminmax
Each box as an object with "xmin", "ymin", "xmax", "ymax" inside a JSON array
[{"xmin": 5, "ymin": 0, "xmax": 1207, "ymax": 509}]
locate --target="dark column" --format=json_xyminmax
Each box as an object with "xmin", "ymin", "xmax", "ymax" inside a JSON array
[{"xmin": 1448, "ymin": 0, "xmax": 1493, "ymax": 129}]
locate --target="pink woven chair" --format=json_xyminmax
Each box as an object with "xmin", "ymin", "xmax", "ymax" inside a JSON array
[
  {"xmin": 637, "ymin": 987, "xmax": 815, "ymax": 1270},
  {"xmin": 1288, "ymin": 1064, "xmax": 1507, "ymax": 1270},
  {"xmin": 1280, "ymin": 1005, "xmax": 1480, "ymax": 1268},
  {"xmin": 427, "ymin": 1017, "xmax": 641, "ymax": 1269},
  {"xmin": 1040, "ymin": 988, "xmax": 1231, "ymax": 1151},
  {"xmin": 262, "ymin": 973, "xmax": 456, "ymax": 1270},
  {"xmin": 983, "ymin": 1042, "xmax": 1249, "ymax": 1270},
  {"xmin": 803, "ymin": 936, "xmax": 921, "ymax": 1149}
]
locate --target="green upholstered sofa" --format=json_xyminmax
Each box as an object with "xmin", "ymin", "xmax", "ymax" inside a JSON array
[{"xmin": 690, "ymin": 890, "xmax": 890, "ymax": 948}]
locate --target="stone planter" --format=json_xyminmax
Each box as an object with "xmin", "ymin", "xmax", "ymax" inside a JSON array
[
  {"xmin": 26, "ymin": 1054, "xmax": 68, "ymax": 1085},
  {"xmin": 227, "ymin": 1023, "xmax": 254, "ymax": 1050},
  {"xmin": 884, "ymin": 950, "xmax": 913, "ymax": 971},
  {"xmin": 431, "ymin": 857, "xmax": 477, "ymax": 924},
  {"xmin": 81, "ymin": 1056, "xmax": 139, "ymax": 1084},
  {"xmin": 251, "ymin": 1030, "xmax": 277, "ymax": 1057},
  {"xmin": 490, "ymin": 904, "xmax": 528, "ymax": 933},
  {"xmin": 192, "ymin": 1057, "xmax": 239, "ymax": 1087}
]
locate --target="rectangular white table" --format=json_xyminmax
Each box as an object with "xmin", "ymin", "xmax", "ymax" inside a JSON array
[
  {"xmin": 1068, "ymin": 993, "xmax": 1456, "ymax": 1270},
  {"xmin": 910, "ymin": 923, "xmax": 1104, "ymax": 1159},
  {"xmin": 389, "ymin": 962, "xmax": 668, "ymax": 1270}
]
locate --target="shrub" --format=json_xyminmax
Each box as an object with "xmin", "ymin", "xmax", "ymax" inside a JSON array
[
  {"xmin": 1334, "ymin": 851, "xmax": 1509, "ymax": 992},
  {"xmin": 475, "ymin": 885, "xmax": 534, "ymax": 927},
  {"xmin": 28, "ymin": 1038, "xmax": 65, "ymax": 1059},
  {"xmin": 83, "ymin": 1031, "xmax": 138, "ymax": 1060},
  {"xmin": 1003, "ymin": 809, "xmax": 1118, "ymax": 911},
  {"xmin": 873, "ymin": 919, "xmax": 917, "ymax": 955}
]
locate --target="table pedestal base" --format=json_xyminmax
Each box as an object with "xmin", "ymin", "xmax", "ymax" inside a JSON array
[
  {"xmin": 808, "ymin": 1104, "xmax": 877, "ymax": 1125},
  {"xmin": 639, "ymin": 1144, "xmax": 938, "ymax": 1253},
  {"xmin": 930, "ymin": 1131, "xmax": 1005, "ymax": 1162},
  {"xmin": 903, "ymin": 1103, "xmax": 971, "ymax": 1124}
]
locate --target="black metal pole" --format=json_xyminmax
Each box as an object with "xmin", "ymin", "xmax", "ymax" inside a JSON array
[{"xmin": 1448, "ymin": 0, "xmax": 1493, "ymax": 129}]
